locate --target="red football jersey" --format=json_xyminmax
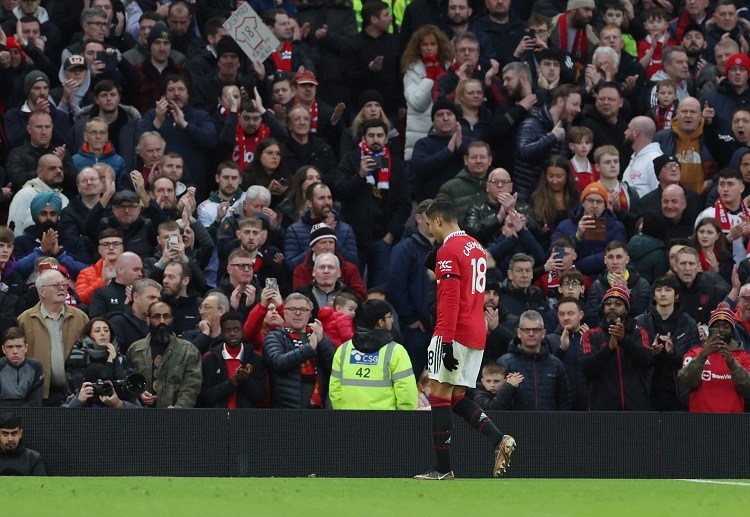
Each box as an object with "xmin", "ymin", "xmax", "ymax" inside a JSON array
[
  {"xmin": 682, "ymin": 347, "xmax": 750, "ymax": 413},
  {"xmin": 433, "ymin": 231, "xmax": 487, "ymax": 349}
]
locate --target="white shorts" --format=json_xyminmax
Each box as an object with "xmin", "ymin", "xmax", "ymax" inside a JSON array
[{"xmin": 426, "ymin": 336, "xmax": 483, "ymax": 388}]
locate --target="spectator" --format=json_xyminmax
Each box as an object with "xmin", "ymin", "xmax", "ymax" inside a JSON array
[
  {"xmin": 579, "ymin": 285, "xmax": 653, "ymax": 410},
  {"xmin": 217, "ymin": 249, "xmax": 261, "ymax": 318},
  {"xmin": 0, "ymin": 327, "xmax": 44, "ymax": 407},
  {"xmin": 402, "ymin": 25, "xmax": 453, "ymax": 160},
  {"xmin": 18, "ymin": 268, "xmax": 89, "ymax": 406},
  {"xmin": 547, "ymin": 297, "xmax": 589, "ymax": 411},
  {"xmin": 637, "ymin": 8, "xmax": 675, "ymax": 79},
  {"xmin": 498, "ymin": 253, "xmax": 552, "ymax": 326},
  {"xmin": 628, "ymin": 214, "xmax": 670, "ymax": 284},
  {"xmin": 499, "ymin": 309, "xmax": 571, "ymax": 410},
  {"xmin": 470, "ymin": 363, "xmax": 522, "ymax": 411},
  {"xmin": 8, "ymin": 154, "xmax": 69, "ymax": 237},
  {"xmin": 59, "ymin": 167, "xmax": 108, "ymax": 262},
  {"xmin": 160, "ymin": 262, "xmax": 201, "ymax": 336},
  {"xmin": 339, "ymin": 90, "xmax": 399, "ymax": 160},
  {"xmin": 71, "ymin": 117, "xmax": 127, "ymax": 181},
  {"xmin": 593, "ymin": 145, "xmax": 640, "ymax": 228},
  {"xmin": 621, "ymin": 116, "xmax": 663, "ymax": 197},
  {"xmin": 660, "ymin": 184, "xmax": 697, "ymax": 240},
  {"xmin": 63, "ymin": 363, "xmax": 140, "ymax": 409},
  {"xmin": 648, "ymin": 46, "xmax": 692, "ymax": 109},
  {"xmin": 530, "ymin": 156, "xmax": 579, "ymax": 250},
  {"xmin": 550, "ymin": 0, "xmax": 598, "ymax": 67},
  {"xmin": 0, "ymin": 227, "xmax": 23, "ymax": 296},
  {"xmin": 199, "ymin": 310, "xmax": 267, "ymax": 408},
  {"xmin": 515, "ymin": 85, "xmax": 582, "ymax": 202},
  {"xmin": 240, "ymin": 137, "xmax": 290, "ymax": 200},
  {"xmin": 133, "ymin": 22, "xmax": 186, "ymax": 114},
  {"xmin": 486, "ymin": 208, "xmax": 545, "ymax": 274},
  {"xmin": 5, "ymin": 110, "xmax": 77, "ymax": 195},
  {"xmin": 123, "ymin": 11, "xmax": 187, "ymax": 66},
  {"xmin": 437, "ymin": 141, "xmax": 492, "ymax": 223},
  {"xmin": 127, "ymin": 300, "xmax": 202, "ymax": 408},
  {"xmin": 689, "ymin": 217, "xmax": 734, "ymax": 284},
  {"xmin": 335, "ymin": 119, "xmax": 411, "ymax": 287},
  {"xmin": 183, "ymin": 292, "xmax": 230, "ymax": 355},
  {"xmin": 293, "ymin": 223, "xmax": 366, "ymax": 301},
  {"xmin": 0, "ymin": 412, "xmax": 46, "ymax": 475},
  {"xmin": 132, "ymin": 131, "xmax": 165, "ymax": 186},
  {"xmin": 700, "ymin": 52, "xmax": 750, "ymax": 137},
  {"xmin": 89, "ymin": 251, "xmax": 143, "ymax": 318},
  {"xmin": 636, "ymin": 154, "xmax": 702, "ymax": 221},
  {"xmin": 283, "ymin": 182, "xmax": 358, "ymax": 271},
  {"xmin": 280, "ymin": 105, "xmax": 337, "ymax": 185},
  {"xmin": 329, "ymin": 299, "xmax": 417, "ymax": 410},
  {"xmin": 437, "ymin": 32, "xmax": 493, "ymax": 101},
  {"xmin": 108, "ymin": 278, "xmax": 162, "ymax": 353},
  {"xmin": 566, "ymin": 126, "xmax": 597, "ymax": 192},
  {"xmin": 263, "ymin": 292, "xmax": 335, "ymax": 408},
  {"xmin": 289, "ymin": 70, "xmax": 345, "ymax": 147},
  {"xmin": 166, "ymin": 1, "xmax": 202, "ymax": 56},
  {"xmin": 75, "ymin": 229, "xmax": 124, "ymax": 305},
  {"xmin": 650, "ymin": 79, "xmax": 679, "ymax": 131},
  {"xmin": 635, "ymin": 275, "xmax": 698, "ymax": 411},
  {"xmin": 410, "ymin": 98, "xmax": 471, "ymax": 201},
  {"xmin": 142, "ymin": 220, "xmax": 208, "ymax": 296},
  {"xmin": 262, "ymin": 8, "xmax": 314, "ymax": 77},
  {"xmin": 678, "ymin": 303, "xmax": 750, "ymax": 412},
  {"xmin": 535, "ymin": 235, "xmax": 591, "ymax": 303},
  {"xmin": 580, "ymin": 82, "xmax": 630, "ymax": 167},
  {"xmin": 672, "ymin": 246, "xmax": 730, "ymax": 324},
  {"xmin": 191, "ymin": 37, "xmax": 258, "ymax": 114},
  {"xmin": 196, "ymin": 161, "xmax": 244, "ymax": 234},
  {"xmin": 297, "ymin": 252, "xmax": 361, "ymax": 315},
  {"xmin": 552, "ymin": 182, "xmax": 627, "ymax": 276},
  {"xmin": 669, "ymin": 0, "xmax": 711, "ymax": 42},
  {"xmin": 704, "ymin": 0, "xmax": 750, "ymax": 60},
  {"xmin": 475, "ymin": 0, "xmax": 525, "ymax": 66}
]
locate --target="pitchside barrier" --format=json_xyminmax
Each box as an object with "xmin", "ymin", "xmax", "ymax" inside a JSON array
[{"xmin": 12, "ymin": 409, "xmax": 750, "ymax": 478}]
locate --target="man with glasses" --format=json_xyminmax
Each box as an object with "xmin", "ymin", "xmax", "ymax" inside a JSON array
[
  {"xmin": 127, "ymin": 301, "xmax": 202, "ymax": 408},
  {"xmin": 437, "ymin": 32, "xmax": 494, "ymax": 100},
  {"xmin": 72, "ymin": 118, "xmax": 127, "ymax": 181},
  {"xmin": 580, "ymin": 285, "xmax": 653, "ymax": 411},
  {"xmin": 218, "ymin": 249, "xmax": 261, "ymax": 318},
  {"xmin": 18, "ymin": 268, "xmax": 89, "ymax": 406},
  {"xmin": 498, "ymin": 309, "xmax": 571, "ymax": 410},
  {"xmin": 263, "ymin": 292, "xmax": 334, "ymax": 408},
  {"xmin": 89, "ymin": 251, "xmax": 143, "ymax": 318}
]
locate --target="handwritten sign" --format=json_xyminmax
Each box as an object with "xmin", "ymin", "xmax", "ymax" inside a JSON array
[{"xmin": 223, "ymin": 3, "xmax": 280, "ymax": 63}]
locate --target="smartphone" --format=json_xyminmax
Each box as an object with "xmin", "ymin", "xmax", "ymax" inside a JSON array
[
  {"xmin": 96, "ymin": 50, "xmax": 117, "ymax": 72},
  {"xmin": 553, "ymin": 246, "xmax": 565, "ymax": 261},
  {"xmin": 583, "ymin": 217, "xmax": 607, "ymax": 241},
  {"xmin": 371, "ymin": 155, "xmax": 386, "ymax": 169},
  {"xmin": 265, "ymin": 277, "xmax": 278, "ymax": 290},
  {"xmin": 168, "ymin": 235, "xmax": 179, "ymax": 249},
  {"xmin": 698, "ymin": 325, "xmax": 709, "ymax": 340},
  {"xmin": 278, "ymin": 177, "xmax": 289, "ymax": 187}
]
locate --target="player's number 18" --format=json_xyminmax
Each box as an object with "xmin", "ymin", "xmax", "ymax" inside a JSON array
[{"xmin": 470, "ymin": 257, "xmax": 486, "ymax": 294}]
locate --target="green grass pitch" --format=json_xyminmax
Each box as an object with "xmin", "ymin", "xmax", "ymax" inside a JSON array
[{"xmin": 2, "ymin": 478, "xmax": 749, "ymax": 516}]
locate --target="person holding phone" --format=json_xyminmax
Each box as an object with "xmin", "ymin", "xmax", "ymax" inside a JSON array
[{"xmin": 551, "ymin": 182, "xmax": 627, "ymax": 276}]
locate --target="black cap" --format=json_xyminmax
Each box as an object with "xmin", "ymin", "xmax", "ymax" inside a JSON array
[{"xmin": 112, "ymin": 190, "xmax": 139, "ymax": 205}]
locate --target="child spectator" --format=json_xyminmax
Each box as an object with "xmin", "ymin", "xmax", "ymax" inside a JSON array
[
  {"xmin": 333, "ymin": 292, "xmax": 359, "ymax": 319},
  {"xmin": 568, "ymin": 126, "xmax": 599, "ymax": 192},
  {"xmin": 470, "ymin": 363, "xmax": 522, "ymax": 410},
  {"xmin": 417, "ymin": 371, "xmax": 431, "ymax": 410},
  {"xmin": 600, "ymin": 0, "xmax": 637, "ymax": 57},
  {"xmin": 638, "ymin": 8, "xmax": 675, "ymax": 79},
  {"xmin": 650, "ymin": 80, "xmax": 679, "ymax": 131}
]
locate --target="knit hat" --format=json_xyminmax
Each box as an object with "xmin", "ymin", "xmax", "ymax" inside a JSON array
[
  {"xmin": 602, "ymin": 285, "xmax": 630, "ymax": 311},
  {"xmin": 580, "ymin": 181, "xmax": 608, "ymax": 204},
  {"xmin": 652, "ymin": 154, "xmax": 679, "ymax": 174},
  {"xmin": 24, "ymin": 70, "xmax": 49, "ymax": 94},
  {"xmin": 63, "ymin": 54, "xmax": 87, "ymax": 71},
  {"xmin": 708, "ymin": 302, "xmax": 736, "ymax": 329},
  {"xmin": 5, "ymin": 36, "xmax": 26, "ymax": 61},
  {"xmin": 309, "ymin": 223, "xmax": 337, "ymax": 247},
  {"xmin": 216, "ymin": 36, "xmax": 243, "ymax": 60},
  {"xmin": 294, "ymin": 69, "xmax": 318, "ymax": 85},
  {"xmin": 567, "ymin": 0, "xmax": 595, "ymax": 10},
  {"xmin": 147, "ymin": 21, "xmax": 171, "ymax": 48},
  {"xmin": 30, "ymin": 192, "xmax": 62, "ymax": 223},
  {"xmin": 726, "ymin": 53, "xmax": 750, "ymax": 76},
  {"xmin": 431, "ymin": 97, "xmax": 462, "ymax": 120},
  {"xmin": 357, "ymin": 89, "xmax": 385, "ymax": 113}
]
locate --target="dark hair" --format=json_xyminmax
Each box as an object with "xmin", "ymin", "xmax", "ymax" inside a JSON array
[
  {"xmin": 595, "ymin": 81, "xmax": 622, "ymax": 97},
  {"xmin": 718, "ymin": 167, "xmax": 743, "ymax": 181},
  {"xmin": 220, "ymin": 310, "xmax": 245, "ymax": 327},
  {"xmin": 481, "ymin": 362, "xmax": 505, "ymax": 376},
  {"xmin": 605, "ymin": 240, "xmax": 628, "ymax": 254},
  {"xmin": 424, "ymin": 198, "xmax": 457, "ymax": 222},
  {"xmin": 652, "ymin": 275, "xmax": 679, "ymax": 294},
  {"xmin": 94, "ymin": 79, "xmax": 122, "ymax": 96},
  {"xmin": 690, "ymin": 217, "xmax": 732, "ymax": 262},
  {"xmin": 551, "ymin": 236, "xmax": 576, "ymax": 249},
  {"xmin": 80, "ymin": 316, "xmax": 112, "ymax": 340},
  {"xmin": 355, "ymin": 299, "xmax": 392, "ymax": 328},
  {"xmin": 304, "ymin": 181, "xmax": 330, "ymax": 202},
  {"xmin": 1, "ymin": 327, "xmax": 25, "ymax": 346},
  {"xmin": 0, "ymin": 226, "xmax": 15, "ymax": 244},
  {"xmin": 162, "ymin": 74, "xmax": 190, "ymax": 96},
  {"xmin": 560, "ymin": 269, "xmax": 584, "ymax": 284},
  {"xmin": 557, "ymin": 296, "xmax": 583, "ymax": 311},
  {"xmin": 550, "ymin": 84, "xmax": 581, "ymax": 105},
  {"xmin": 263, "ymin": 8, "xmax": 288, "ymax": 26},
  {"xmin": 98, "ymin": 228, "xmax": 123, "ymax": 242},
  {"xmin": 533, "ymin": 155, "xmax": 578, "ymax": 227},
  {"xmin": 0, "ymin": 412, "xmax": 21, "ymax": 430},
  {"xmin": 366, "ymin": 286, "xmax": 388, "ymax": 298},
  {"xmin": 361, "ymin": 1, "xmax": 389, "ymax": 28},
  {"xmin": 359, "ymin": 118, "xmax": 389, "ymax": 137},
  {"xmin": 139, "ymin": 11, "xmax": 163, "ymax": 24},
  {"xmin": 205, "ymin": 17, "xmax": 227, "ymax": 38},
  {"xmin": 244, "ymin": 137, "xmax": 288, "ymax": 178}
]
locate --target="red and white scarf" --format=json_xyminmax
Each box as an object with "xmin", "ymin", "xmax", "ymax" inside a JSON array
[
  {"xmin": 715, "ymin": 199, "xmax": 750, "ymax": 232},
  {"xmin": 557, "ymin": 13, "xmax": 588, "ymax": 65},
  {"xmin": 287, "ymin": 327, "xmax": 321, "ymax": 408},
  {"xmin": 293, "ymin": 98, "xmax": 318, "ymax": 132},
  {"xmin": 232, "ymin": 121, "xmax": 270, "ymax": 170},
  {"xmin": 359, "ymin": 140, "xmax": 391, "ymax": 189},
  {"xmin": 271, "ymin": 41, "xmax": 293, "ymax": 72}
]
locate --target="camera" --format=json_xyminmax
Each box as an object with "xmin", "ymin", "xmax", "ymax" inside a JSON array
[{"xmin": 92, "ymin": 379, "xmax": 114, "ymax": 398}]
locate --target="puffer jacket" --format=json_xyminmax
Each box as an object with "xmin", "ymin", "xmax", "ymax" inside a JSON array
[
  {"xmin": 551, "ymin": 205, "xmax": 627, "ymax": 276},
  {"xmin": 498, "ymin": 338, "xmax": 571, "ymax": 411},
  {"xmin": 262, "ymin": 327, "xmax": 335, "ymax": 409},
  {"xmin": 497, "ymin": 278, "xmax": 555, "ymax": 330},
  {"xmin": 700, "ymin": 78, "xmax": 750, "ymax": 137},
  {"xmin": 584, "ymin": 267, "xmax": 653, "ymax": 326},
  {"xmin": 72, "ymin": 142, "xmax": 127, "ymax": 181},
  {"xmin": 436, "ymin": 169, "xmax": 485, "ymax": 223},
  {"xmin": 627, "ymin": 234, "xmax": 669, "ymax": 284},
  {"xmin": 403, "ymin": 60, "xmax": 437, "ymax": 161},
  {"xmin": 409, "ymin": 127, "xmax": 473, "ymax": 202},
  {"xmin": 676, "ymin": 271, "xmax": 731, "ymax": 325},
  {"xmin": 464, "ymin": 198, "xmax": 539, "ymax": 245},
  {"xmin": 514, "ymin": 104, "xmax": 568, "ymax": 202},
  {"xmin": 547, "ymin": 328, "xmax": 588, "ymax": 411}
]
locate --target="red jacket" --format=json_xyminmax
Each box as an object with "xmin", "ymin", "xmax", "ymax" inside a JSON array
[{"xmin": 292, "ymin": 251, "xmax": 366, "ymax": 301}]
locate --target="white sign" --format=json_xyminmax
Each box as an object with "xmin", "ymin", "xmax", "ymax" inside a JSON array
[{"xmin": 222, "ymin": 3, "xmax": 280, "ymax": 63}]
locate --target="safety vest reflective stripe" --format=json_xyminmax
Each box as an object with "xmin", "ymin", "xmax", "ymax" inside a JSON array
[{"xmin": 333, "ymin": 340, "xmax": 400, "ymax": 387}]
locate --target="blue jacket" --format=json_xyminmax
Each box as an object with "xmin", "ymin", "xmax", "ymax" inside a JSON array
[
  {"xmin": 409, "ymin": 127, "xmax": 473, "ymax": 202},
  {"xmin": 498, "ymin": 338, "xmax": 572, "ymax": 411},
  {"xmin": 386, "ymin": 228, "xmax": 434, "ymax": 330},
  {"xmin": 551, "ymin": 206, "xmax": 627, "ymax": 276},
  {"xmin": 487, "ymin": 228, "xmax": 546, "ymax": 274},
  {"xmin": 283, "ymin": 209, "xmax": 358, "ymax": 272},
  {"xmin": 547, "ymin": 328, "xmax": 588, "ymax": 411},
  {"xmin": 12, "ymin": 224, "xmax": 91, "ymax": 278},
  {"xmin": 700, "ymin": 80, "xmax": 750, "ymax": 137},
  {"xmin": 72, "ymin": 143, "xmax": 127, "ymax": 181},
  {"xmin": 514, "ymin": 104, "xmax": 568, "ymax": 202}
]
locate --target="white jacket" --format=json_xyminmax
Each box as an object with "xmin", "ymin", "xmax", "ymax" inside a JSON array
[
  {"xmin": 622, "ymin": 142, "xmax": 662, "ymax": 198},
  {"xmin": 403, "ymin": 61, "xmax": 435, "ymax": 161}
]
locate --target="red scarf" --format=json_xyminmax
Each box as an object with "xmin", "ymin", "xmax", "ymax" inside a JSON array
[
  {"xmin": 271, "ymin": 41, "xmax": 293, "ymax": 72},
  {"xmin": 287, "ymin": 327, "xmax": 322, "ymax": 408},
  {"xmin": 616, "ymin": 186, "xmax": 629, "ymax": 212},
  {"xmin": 293, "ymin": 98, "xmax": 318, "ymax": 132},
  {"xmin": 358, "ymin": 140, "xmax": 391, "ymax": 190},
  {"xmin": 546, "ymin": 270, "xmax": 560, "ymax": 291},
  {"xmin": 714, "ymin": 199, "xmax": 750, "ymax": 232},
  {"xmin": 557, "ymin": 13, "xmax": 588, "ymax": 65},
  {"xmin": 233, "ymin": 122, "xmax": 270, "ymax": 170},
  {"xmin": 654, "ymin": 103, "xmax": 676, "ymax": 131}
]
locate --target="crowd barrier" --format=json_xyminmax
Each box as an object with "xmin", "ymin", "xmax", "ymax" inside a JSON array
[{"xmin": 12, "ymin": 409, "xmax": 750, "ymax": 478}]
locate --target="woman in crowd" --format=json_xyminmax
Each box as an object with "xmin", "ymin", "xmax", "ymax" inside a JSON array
[
  {"xmin": 455, "ymin": 78, "xmax": 492, "ymax": 143},
  {"xmin": 65, "ymin": 317, "xmax": 132, "ymax": 394},
  {"xmin": 277, "ymin": 166, "xmax": 323, "ymax": 230},
  {"xmin": 241, "ymin": 137, "xmax": 290, "ymax": 206},
  {"xmin": 689, "ymin": 217, "xmax": 734, "ymax": 285},
  {"xmin": 531, "ymin": 156, "xmax": 579, "ymax": 250}
]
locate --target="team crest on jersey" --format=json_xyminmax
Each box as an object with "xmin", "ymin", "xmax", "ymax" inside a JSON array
[
  {"xmin": 437, "ymin": 260, "xmax": 453, "ymax": 272},
  {"xmin": 349, "ymin": 349, "xmax": 379, "ymax": 365}
]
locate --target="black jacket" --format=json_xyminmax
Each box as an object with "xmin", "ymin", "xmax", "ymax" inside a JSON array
[
  {"xmin": 108, "ymin": 307, "xmax": 150, "ymax": 355},
  {"xmin": 498, "ymin": 278, "xmax": 554, "ymax": 328},
  {"xmin": 89, "ymin": 281, "xmax": 128, "ymax": 319},
  {"xmin": 579, "ymin": 319, "xmax": 653, "ymax": 411},
  {"xmin": 0, "ymin": 444, "xmax": 46, "ymax": 475},
  {"xmin": 198, "ymin": 341, "xmax": 267, "ymax": 408},
  {"xmin": 676, "ymin": 271, "xmax": 731, "ymax": 325},
  {"xmin": 469, "ymin": 382, "xmax": 519, "ymax": 410},
  {"xmin": 498, "ymin": 338, "xmax": 572, "ymax": 411},
  {"xmin": 548, "ymin": 328, "xmax": 589, "ymax": 411},
  {"xmin": 0, "ymin": 357, "xmax": 44, "ymax": 408},
  {"xmin": 584, "ymin": 268, "xmax": 653, "ymax": 326}
]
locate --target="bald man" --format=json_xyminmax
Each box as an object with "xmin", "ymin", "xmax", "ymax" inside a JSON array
[
  {"xmin": 661, "ymin": 184, "xmax": 695, "ymax": 240},
  {"xmin": 89, "ymin": 252, "xmax": 144, "ymax": 318},
  {"xmin": 622, "ymin": 116, "xmax": 662, "ymax": 197},
  {"xmin": 637, "ymin": 154, "xmax": 703, "ymax": 220},
  {"xmin": 653, "ymin": 97, "xmax": 718, "ymax": 194}
]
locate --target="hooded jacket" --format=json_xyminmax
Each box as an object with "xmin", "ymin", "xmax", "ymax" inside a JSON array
[
  {"xmin": 72, "ymin": 142, "xmax": 127, "ymax": 181},
  {"xmin": 498, "ymin": 337, "xmax": 571, "ymax": 411},
  {"xmin": 329, "ymin": 327, "xmax": 417, "ymax": 410},
  {"xmin": 627, "ymin": 234, "xmax": 670, "ymax": 285}
]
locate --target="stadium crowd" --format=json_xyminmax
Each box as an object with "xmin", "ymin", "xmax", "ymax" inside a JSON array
[{"xmin": 1, "ymin": 0, "xmax": 750, "ymax": 419}]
